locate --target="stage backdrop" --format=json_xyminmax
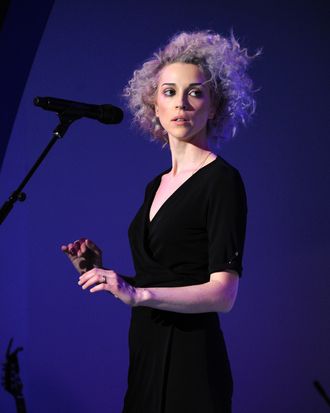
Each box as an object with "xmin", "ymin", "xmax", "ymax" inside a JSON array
[{"xmin": 0, "ymin": 0, "xmax": 329, "ymax": 412}]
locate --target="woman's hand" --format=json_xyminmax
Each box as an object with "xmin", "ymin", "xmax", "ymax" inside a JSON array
[
  {"xmin": 61, "ymin": 238, "xmax": 102, "ymax": 275},
  {"xmin": 78, "ymin": 268, "xmax": 138, "ymax": 306}
]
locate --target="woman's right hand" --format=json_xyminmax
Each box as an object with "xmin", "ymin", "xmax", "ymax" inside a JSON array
[{"xmin": 61, "ymin": 238, "xmax": 102, "ymax": 275}]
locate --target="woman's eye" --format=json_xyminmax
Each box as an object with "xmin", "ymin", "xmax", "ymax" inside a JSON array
[
  {"xmin": 189, "ymin": 89, "xmax": 203, "ymax": 97},
  {"xmin": 163, "ymin": 89, "xmax": 175, "ymax": 96}
]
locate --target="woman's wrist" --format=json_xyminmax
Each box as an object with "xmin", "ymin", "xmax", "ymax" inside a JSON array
[{"xmin": 134, "ymin": 287, "xmax": 152, "ymax": 307}]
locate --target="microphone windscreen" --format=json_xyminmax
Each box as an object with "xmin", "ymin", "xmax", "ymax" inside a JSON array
[{"xmin": 101, "ymin": 104, "xmax": 124, "ymax": 124}]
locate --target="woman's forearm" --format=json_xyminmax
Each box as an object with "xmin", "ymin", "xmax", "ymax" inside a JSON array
[{"xmin": 135, "ymin": 273, "xmax": 239, "ymax": 314}]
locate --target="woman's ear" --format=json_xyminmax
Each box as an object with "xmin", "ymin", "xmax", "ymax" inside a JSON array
[{"xmin": 154, "ymin": 104, "xmax": 159, "ymax": 117}]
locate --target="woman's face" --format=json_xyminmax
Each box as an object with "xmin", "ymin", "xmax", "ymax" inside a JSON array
[{"xmin": 154, "ymin": 62, "xmax": 214, "ymax": 145}]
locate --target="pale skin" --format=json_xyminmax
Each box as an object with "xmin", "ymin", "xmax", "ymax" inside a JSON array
[{"xmin": 62, "ymin": 62, "xmax": 239, "ymax": 314}]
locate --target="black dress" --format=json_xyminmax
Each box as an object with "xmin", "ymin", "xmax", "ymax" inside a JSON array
[{"xmin": 122, "ymin": 156, "xmax": 247, "ymax": 413}]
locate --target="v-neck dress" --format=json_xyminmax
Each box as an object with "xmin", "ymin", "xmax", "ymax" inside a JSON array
[{"xmin": 122, "ymin": 156, "xmax": 247, "ymax": 413}]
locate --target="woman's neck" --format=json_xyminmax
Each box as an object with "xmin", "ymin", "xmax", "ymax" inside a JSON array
[{"xmin": 168, "ymin": 139, "xmax": 214, "ymax": 176}]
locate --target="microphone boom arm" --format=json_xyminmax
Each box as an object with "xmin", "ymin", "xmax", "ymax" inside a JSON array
[{"xmin": 0, "ymin": 112, "xmax": 79, "ymax": 226}]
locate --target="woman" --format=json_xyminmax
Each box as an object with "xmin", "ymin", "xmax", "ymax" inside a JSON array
[{"xmin": 62, "ymin": 31, "xmax": 258, "ymax": 413}]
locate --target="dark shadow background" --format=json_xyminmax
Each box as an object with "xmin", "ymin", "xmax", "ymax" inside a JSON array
[{"xmin": 0, "ymin": 0, "xmax": 329, "ymax": 412}]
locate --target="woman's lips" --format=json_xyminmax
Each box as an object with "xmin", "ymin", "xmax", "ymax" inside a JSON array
[{"xmin": 171, "ymin": 116, "xmax": 189, "ymax": 125}]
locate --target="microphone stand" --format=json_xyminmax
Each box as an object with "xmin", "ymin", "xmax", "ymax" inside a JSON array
[{"xmin": 0, "ymin": 113, "xmax": 80, "ymax": 225}]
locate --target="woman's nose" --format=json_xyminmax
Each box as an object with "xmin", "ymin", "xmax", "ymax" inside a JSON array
[{"xmin": 175, "ymin": 95, "xmax": 188, "ymax": 110}]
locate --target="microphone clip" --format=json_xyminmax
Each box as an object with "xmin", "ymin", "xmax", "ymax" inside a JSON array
[{"xmin": 53, "ymin": 112, "xmax": 81, "ymax": 138}]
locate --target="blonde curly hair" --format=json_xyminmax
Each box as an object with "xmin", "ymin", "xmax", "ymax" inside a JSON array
[{"xmin": 123, "ymin": 30, "xmax": 260, "ymax": 144}]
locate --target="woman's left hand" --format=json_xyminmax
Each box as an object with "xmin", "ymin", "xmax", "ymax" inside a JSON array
[{"xmin": 78, "ymin": 268, "xmax": 137, "ymax": 306}]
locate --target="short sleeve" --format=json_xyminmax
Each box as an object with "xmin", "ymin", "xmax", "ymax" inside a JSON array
[{"xmin": 207, "ymin": 167, "xmax": 247, "ymax": 276}]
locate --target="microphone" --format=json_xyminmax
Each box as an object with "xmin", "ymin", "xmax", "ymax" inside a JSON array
[{"xmin": 34, "ymin": 96, "xmax": 124, "ymax": 124}]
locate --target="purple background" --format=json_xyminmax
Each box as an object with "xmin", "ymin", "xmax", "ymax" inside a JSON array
[{"xmin": 0, "ymin": 0, "xmax": 329, "ymax": 412}]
